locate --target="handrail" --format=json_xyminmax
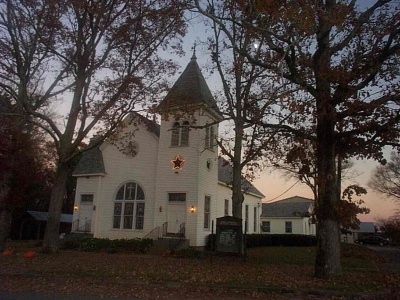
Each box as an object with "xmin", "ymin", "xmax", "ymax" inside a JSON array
[
  {"xmin": 143, "ymin": 226, "xmax": 161, "ymax": 240},
  {"xmin": 76, "ymin": 220, "xmax": 91, "ymax": 233},
  {"xmin": 72, "ymin": 219, "xmax": 79, "ymax": 231},
  {"xmin": 178, "ymin": 222, "xmax": 185, "ymax": 238},
  {"xmin": 161, "ymin": 222, "xmax": 168, "ymax": 237}
]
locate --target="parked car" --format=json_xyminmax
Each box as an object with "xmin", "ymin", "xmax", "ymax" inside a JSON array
[{"xmin": 355, "ymin": 236, "xmax": 391, "ymax": 246}]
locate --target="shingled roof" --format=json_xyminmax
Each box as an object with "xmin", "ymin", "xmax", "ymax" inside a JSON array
[
  {"xmin": 261, "ymin": 197, "xmax": 314, "ymax": 218},
  {"xmin": 157, "ymin": 53, "xmax": 220, "ymax": 115},
  {"xmin": 72, "ymin": 137, "xmax": 106, "ymax": 176},
  {"xmin": 218, "ymin": 157, "xmax": 264, "ymax": 198}
]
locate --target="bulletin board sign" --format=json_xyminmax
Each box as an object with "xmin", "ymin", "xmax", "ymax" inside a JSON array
[{"xmin": 215, "ymin": 216, "xmax": 243, "ymax": 254}]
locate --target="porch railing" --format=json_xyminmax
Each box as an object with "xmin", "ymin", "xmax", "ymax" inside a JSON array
[
  {"xmin": 72, "ymin": 219, "xmax": 91, "ymax": 233},
  {"xmin": 143, "ymin": 226, "xmax": 161, "ymax": 240},
  {"xmin": 178, "ymin": 222, "xmax": 185, "ymax": 238}
]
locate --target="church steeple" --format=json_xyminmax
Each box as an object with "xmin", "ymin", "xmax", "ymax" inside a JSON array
[{"xmin": 157, "ymin": 51, "xmax": 221, "ymax": 117}]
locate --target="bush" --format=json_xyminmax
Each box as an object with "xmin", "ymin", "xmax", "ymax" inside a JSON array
[
  {"xmin": 60, "ymin": 237, "xmax": 153, "ymax": 253},
  {"xmin": 79, "ymin": 238, "xmax": 111, "ymax": 251},
  {"xmin": 207, "ymin": 233, "xmax": 317, "ymax": 250},
  {"xmin": 174, "ymin": 247, "xmax": 204, "ymax": 259},
  {"xmin": 245, "ymin": 234, "xmax": 317, "ymax": 247}
]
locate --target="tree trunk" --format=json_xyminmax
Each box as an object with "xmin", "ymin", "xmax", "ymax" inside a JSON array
[
  {"xmin": 314, "ymin": 102, "xmax": 341, "ymax": 278},
  {"xmin": 0, "ymin": 209, "xmax": 12, "ymax": 252},
  {"xmin": 42, "ymin": 162, "xmax": 69, "ymax": 252}
]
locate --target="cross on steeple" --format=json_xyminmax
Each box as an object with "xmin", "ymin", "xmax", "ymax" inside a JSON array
[{"xmin": 191, "ymin": 41, "xmax": 197, "ymax": 60}]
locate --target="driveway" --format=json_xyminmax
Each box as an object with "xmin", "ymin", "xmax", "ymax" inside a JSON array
[{"xmin": 367, "ymin": 245, "xmax": 400, "ymax": 272}]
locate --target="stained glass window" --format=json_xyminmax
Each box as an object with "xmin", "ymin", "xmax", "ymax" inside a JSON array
[{"xmin": 113, "ymin": 182, "xmax": 145, "ymax": 230}]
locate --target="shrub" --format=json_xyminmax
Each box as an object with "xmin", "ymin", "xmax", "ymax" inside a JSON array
[
  {"xmin": 79, "ymin": 238, "xmax": 110, "ymax": 252},
  {"xmin": 66, "ymin": 238, "xmax": 153, "ymax": 253},
  {"xmin": 60, "ymin": 240, "xmax": 80, "ymax": 250},
  {"xmin": 246, "ymin": 234, "xmax": 317, "ymax": 247},
  {"xmin": 174, "ymin": 247, "xmax": 204, "ymax": 259},
  {"xmin": 207, "ymin": 233, "xmax": 317, "ymax": 250}
]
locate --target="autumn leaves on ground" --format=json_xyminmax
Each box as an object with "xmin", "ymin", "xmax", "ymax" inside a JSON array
[{"xmin": 1, "ymin": 241, "xmax": 399, "ymax": 300}]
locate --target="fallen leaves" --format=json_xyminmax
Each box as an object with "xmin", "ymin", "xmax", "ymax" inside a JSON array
[{"xmin": 0, "ymin": 241, "xmax": 399, "ymax": 299}]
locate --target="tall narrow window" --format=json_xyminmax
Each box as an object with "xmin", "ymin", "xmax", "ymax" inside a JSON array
[
  {"xmin": 224, "ymin": 199, "xmax": 229, "ymax": 216},
  {"xmin": 205, "ymin": 126, "xmax": 210, "ymax": 148},
  {"xmin": 204, "ymin": 196, "xmax": 211, "ymax": 229},
  {"xmin": 245, "ymin": 205, "xmax": 249, "ymax": 232},
  {"xmin": 285, "ymin": 221, "xmax": 292, "ymax": 233},
  {"xmin": 171, "ymin": 122, "xmax": 180, "ymax": 146},
  {"xmin": 113, "ymin": 182, "xmax": 145, "ymax": 230},
  {"xmin": 181, "ymin": 121, "xmax": 189, "ymax": 146},
  {"xmin": 253, "ymin": 207, "xmax": 257, "ymax": 232},
  {"xmin": 136, "ymin": 203, "xmax": 145, "ymax": 230},
  {"xmin": 205, "ymin": 125, "xmax": 215, "ymax": 150},
  {"xmin": 209, "ymin": 126, "xmax": 214, "ymax": 149}
]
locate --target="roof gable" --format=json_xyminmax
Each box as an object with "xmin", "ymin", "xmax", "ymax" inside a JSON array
[
  {"xmin": 73, "ymin": 113, "xmax": 159, "ymax": 177},
  {"xmin": 72, "ymin": 137, "xmax": 106, "ymax": 176},
  {"xmin": 261, "ymin": 198, "xmax": 314, "ymax": 218},
  {"xmin": 218, "ymin": 157, "xmax": 264, "ymax": 198}
]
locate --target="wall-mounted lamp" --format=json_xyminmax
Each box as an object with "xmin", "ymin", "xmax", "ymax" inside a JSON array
[
  {"xmin": 190, "ymin": 206, "xmax": 196, "ymax": 213},
  {"xmin": 159, "ymin": 206, "xmax": 163, "ymax": 212},
  {"xmin": 74, "ymin": 205, "xmax": 79, "ymax": 211}
]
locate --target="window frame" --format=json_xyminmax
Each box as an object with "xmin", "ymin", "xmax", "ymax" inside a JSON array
[
  {"xmin": 168, "ymin": 193, "xmax": 187, "ymax": 202},
  {"xmin": 262, "ymin": 221, "xmax": 270, "ymax": 233},
  {"xmin": 253, "ymin": 206, "xmax": 257, "ymax": 232},
  {"xmin": 224, "ymin": 199, "xmax": 229, "ymax": 216},
  {"xmin": 171, "ymin": 120, "xmax": 190, "ymax": 147},
  {"xmin": 204, "ymin": 195, "xmax": 211, "ymax": 230},
  {"xmin": 245, "ymin": 204, "xmax": 249, "ymax": 232},
  {"xmin": 205, "ymin": 124, "xmax": 215, "ymax": 150},
  {"xmin": 113, "ymin": 182, "xmax": 145, "ymax": 231},
  {"xmin": 285, "ymin": 221, "xmax": 292, "ymax": 234},
  {"xmin": 171, "ymin": 122, "xmax": 180, "ymax": 146},
  {"xmin": 81, "ymin": 194, "xmax": 93, "ymax": 203}
]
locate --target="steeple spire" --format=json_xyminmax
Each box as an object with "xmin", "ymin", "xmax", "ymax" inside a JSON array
[{"xmin": 191, "ymin": 41, "xmax": 197, "ymax": 60}]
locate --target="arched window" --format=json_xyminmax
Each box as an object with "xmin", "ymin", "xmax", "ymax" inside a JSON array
[
  {"xmin": 171, "ymin": 122, "xmax": 180, "ymax": 146},
  {"xmin": 113, "ymin": 182, "xmax": 145, "ymax": 230},
  {"xmin": 181, "ymin": 121, "xmax": 189, "ymax": 146},
  {"xmin": 205, "ymin": 124, "xmax": 214, "ymax": 150},
  {"xmin": 171, "ymin": 120, "xmax": 190, "ymax": 146}
]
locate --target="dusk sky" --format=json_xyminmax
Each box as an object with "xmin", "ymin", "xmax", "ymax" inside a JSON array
[{"xmin": 176, "ymin": 12, "xmax": 400, "ymax": 223}]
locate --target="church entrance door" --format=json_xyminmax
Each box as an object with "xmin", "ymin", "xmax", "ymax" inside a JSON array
[
  {"xmin": 78, "ymin": 203, "xmax": 93, "ymax": 232},
  {"xmin": 167, "ymin": 203, "xmax": 186, "ymax": 234}
]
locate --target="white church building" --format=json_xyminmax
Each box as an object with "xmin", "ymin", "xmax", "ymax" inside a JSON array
[{"xmin": 71, "ymin": 54, "xmax": 264, "ymax": 248}]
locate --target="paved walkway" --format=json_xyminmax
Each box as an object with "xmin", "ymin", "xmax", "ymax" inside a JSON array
[{"xmin": 0, "ymin": 291, "xmax": 141, "ymax": 300}]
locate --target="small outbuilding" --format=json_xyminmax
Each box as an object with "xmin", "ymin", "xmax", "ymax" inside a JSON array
[
  {"xmin": 260, "ymin": 196, "xmax": 316, "ymax": 235},
  {"xmin": 12, "ymin": 210, "xmax": 72, "ymax": 240}
]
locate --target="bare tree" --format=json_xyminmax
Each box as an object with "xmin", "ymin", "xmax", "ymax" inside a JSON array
[
  {"xmin": 192, "ymin": 0, "xmax": 400, "ymax": 278},
  {"xmin": 0, "ymin": 0, "xmax": 186, "ymax": 252},
  {"xmin": 197, "ymin": 1, "xmax": 286, "ymax": 223},
  {"xmin": 369, "ymin": 152, "xmax": 400, "ymax": 202}
]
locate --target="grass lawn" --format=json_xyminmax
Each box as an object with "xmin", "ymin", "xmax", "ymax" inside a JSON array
[{"xmin": 1, "ymin": 241, "xmax": 399, "ymax": 299}]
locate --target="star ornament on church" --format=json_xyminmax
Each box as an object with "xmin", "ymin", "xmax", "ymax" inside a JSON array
[{"xmin": 171, "ymin": 155, "xmax": 185, "ymax": 170}]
